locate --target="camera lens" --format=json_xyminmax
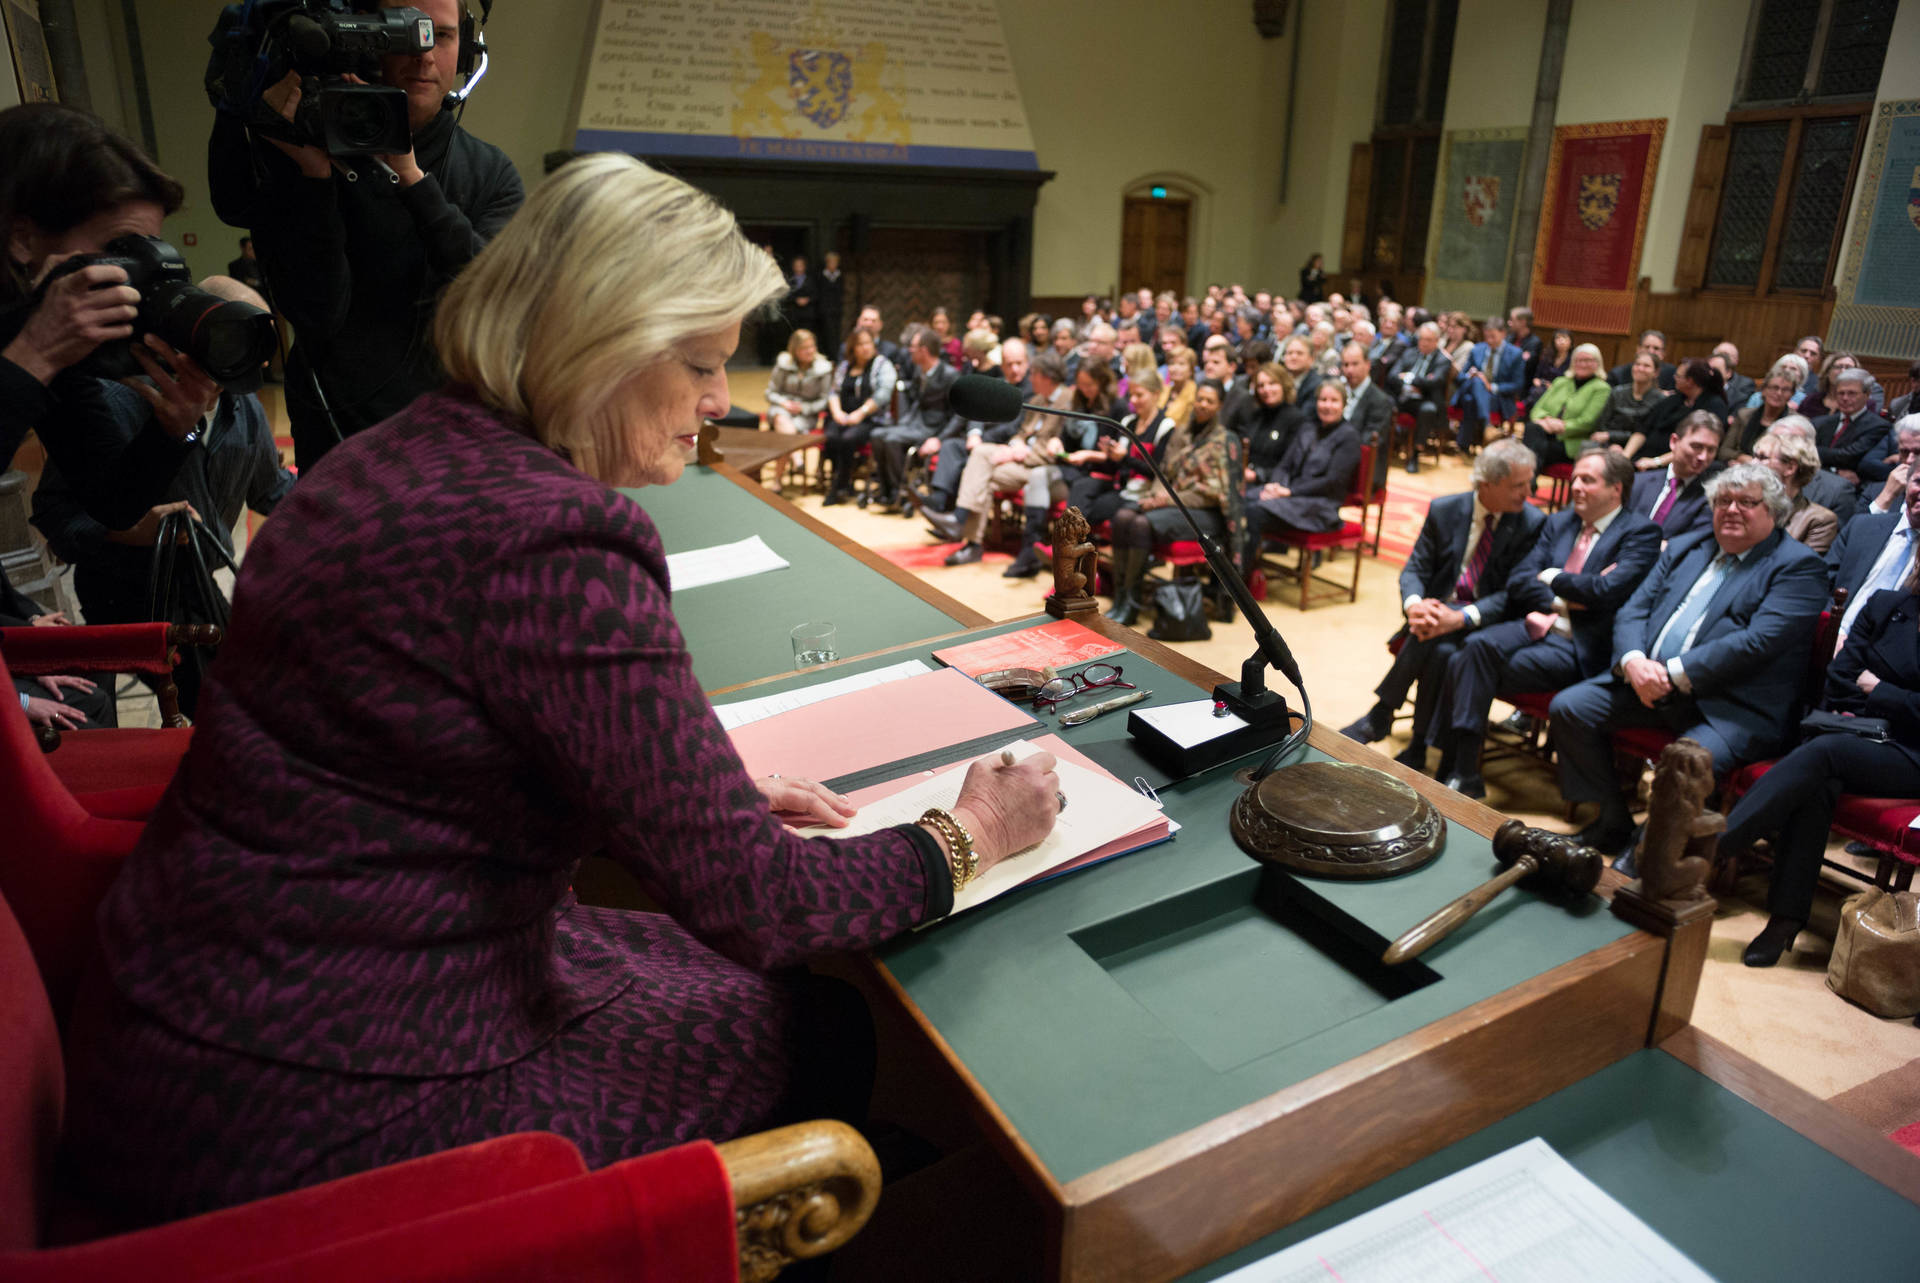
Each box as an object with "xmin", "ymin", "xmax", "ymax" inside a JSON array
[
  {"xmin": 332, "ymin": 92, "xmax": 396, "ymax": 152},
  {"xmin": 148, "ymin": 283, "xmax": 277, "ymax": 385}
]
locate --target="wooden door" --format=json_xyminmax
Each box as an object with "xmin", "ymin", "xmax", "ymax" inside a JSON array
[{"xmin": 1120, "ymin": 197, "xmax": 1189, "ymax": 296}]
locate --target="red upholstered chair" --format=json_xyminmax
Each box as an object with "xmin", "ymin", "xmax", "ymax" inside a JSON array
[
  {"xmin": 1256, "ymin": 445, "xmax": 1374, "ymax": 610},
  {"xmin": 1539, "ymin": 462, "xmax": 1574, "ymax": 514},
  {"xmin": 1723, "ymin": 761, "xmax": 1920, "ymax": 894},
  {"xmin": 1, "ymin": 624, "xmax": 205, "ymax": 820},
  {"xmin": 0, "ymin": 866, "xmax": 879, "ymax": 1281}
]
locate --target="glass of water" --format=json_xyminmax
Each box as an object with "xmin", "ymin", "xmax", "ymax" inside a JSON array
[{"xmin": 791, "ymin": 621, "xmax": 838, "ymax": 669}]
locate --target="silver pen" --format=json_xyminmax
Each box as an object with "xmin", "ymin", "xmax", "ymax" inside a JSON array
[{"xmin": 1058, "ymin": 689, "xmax": 1151, "ymax": 726}]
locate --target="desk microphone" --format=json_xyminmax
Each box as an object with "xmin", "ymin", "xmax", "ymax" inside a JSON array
[{"xmin": 950, "ymin": 373, "xmax": 1309, "ymax": 778}]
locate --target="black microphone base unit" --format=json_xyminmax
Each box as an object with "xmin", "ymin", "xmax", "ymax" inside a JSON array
[{"xmin": 1213, "ymin": 680, "xmax": 1294, "ymax": 730}]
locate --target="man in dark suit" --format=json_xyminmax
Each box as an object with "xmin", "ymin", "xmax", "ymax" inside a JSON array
[
  {"xmin": 1812, "ymin": 368, "xmax": 1890, "ymax": 480},
  {"xmin": 1388, "ymin": 322, "xmax": 1451, "ymax": 476},
  {"xmin": 1549, "ymin": 463, "xmax": 1830, "ymax": 851},
  {"xmin": 922, "ymin": 338, "xmax": 1033, "ymax": 520},
  {"xmin": 1713, "ymin": 343, "xmax": 1756, "ymax": 417},
  {"xmin": 1339, "ymin": 341, "xmax": 1395, "ymax": 490},
  {"xmin": 1852, "ymin": 418, "xmax": 1920, "ymax": 517},
  {"xmin": 1507, "ymin": 306, "xmax": 1543, "ymax": 392},
  {"xmin": 870, "ymin": 328, "xmax": 957, "ymax": 514},
  {"xmin": 1628, "ymin": 412, "xmax": 1723, "ymax": 539},
  {"xmin": 783, "ymin": 254, "xmax": 817, "ymax": 338},
  {"xmin": 816, "ymin": 250, "xmax": 844, "ymax": 356},
  {"xmin": 1608, "ymin": 330, "xmax": 1677, "ymax": 391},
  {"xmin": 1827, "ymin": 468, "xmax": 1920, "ymax": 645},
  {"xmin": 1450, "ymin": 316, "xmax": 1526, "ymax": 453},
  {"xmin": 1423, "ymin": 448, "xmax": 1661, "ymax": 797},
  {"xmin": 1341, "ymin": 439, "xmax": 1547, "ymax": 765}
]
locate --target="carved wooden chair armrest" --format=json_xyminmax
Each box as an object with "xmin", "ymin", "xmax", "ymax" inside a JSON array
[{"xmin": 719, "ymin": 1119, "xmax": 881, "ymax": 1282}]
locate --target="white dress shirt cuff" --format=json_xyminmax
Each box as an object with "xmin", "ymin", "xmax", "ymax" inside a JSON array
[
  {"xmin": 1463, "ymin": 604, "xmax": 1482, "ymax": 628},
  {"xmin": 1620, "ymin": 650, "xmax": 1648, "ymax": 670},
  {"xmin": 1537, "ymin": 568, "xmax": 1560, "ymax": 585},
  {"xmin": 1403, "ymin": 594, "xmax": 1423, "ymax": 614},
  {"xmin": 1666, "ymin": 657, "xmax": 1691, "ymax": 693}
]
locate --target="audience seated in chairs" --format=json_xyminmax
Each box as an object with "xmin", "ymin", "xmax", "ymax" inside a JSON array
[
  {"xmin": 1422, "ymin": 447, "xmax": 1661, "ymax": 798},
  {"xmin": 1812, "ymin": 367, "xmax": 1890, "ymax": 484},
  {"xmin": 1387, "ymin": 321, "xmax": 1451, "ymax": 475},
  {"xmin": 821, "ymin": 326, "xmax": 896, "ymax": 506},
  {"xmin": 1449, "ymin": 315, "xmax": 1526, "ymax": 454},
  {"xmin": 1607, "ymin": 329, "xmax": 1678, "ymax": 391},
  {"xmin": 763, "ymin": 327, "xmax": 833, "ymax": 436},
  {"xmin": 923, "ymin": 341, "xmax": 1063, "ymax": 575},
  {"xmin": 1522, "ymin": 343, "xmax": 1609, "ymax": 469},
  {"xmin": 1765, "ymin": 413, "xmax": 1859, "ymax": 518},
  {"xmin": 1854, "ymin": 416, "xmax": 1920, "ymax": 520},
  {"xmin": 1339, "ymin": 341, "xmax": 1395, "ymax": 490},
  {"xmin": 1068, "ymin": 367, "xmax": 1168, "ymax": 530},
  {"xmin": 1628, "ymin": 411, "xmax": 1724, "ymax": 540},
  {"xmin": 868, "ymin": 328, "xmax": 959, "ymax": 516},
  {"xmin": 1828, "ymin": 467, "xmax": 1920, "ymax": 648},
  {"xmin": 1589, "ymin": 349, "xmax": 1669, "ymax": 459},
  {"xmin": 1105, "ymin": 379, "xmax": 1237, "ymax": 627},
  {"xmin": 1340, "ymin": 438, "xmax": 1546, "ymax": 765},
  {"xmin": 2, "ymin": 572, "xmax": 113, "ymax": 731},
  {"xmin": 1632, "ymin": 358, "xmax": 1728, "ymax": 468},
  {"xmin": 1721, "ymin": 573, "xmax": 1920, "ymax": 967},
  {"xmin": 1750, "ymin": 430, "xmax": 1839, "ymax": 556},
  {"xmin": 1236, "ymin": 362, "xmax": 1306, "ymax": 480},
  {"xmin": 920, "ymin": 335, "xmax": 1030, "ymax": 518},
  {"xmin": 1722, "ymin": 362, "xmax": 1802, "ymax": 461},
  {"xmin": 1548, "ymin": 462, "xmax": 1829, "ymax": 854},
  {"xmin": 1241, "ymin": 378, "xmax": 1361, "ymax": 578}
]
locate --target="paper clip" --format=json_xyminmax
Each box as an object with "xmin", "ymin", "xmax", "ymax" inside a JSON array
[{"xmin": 1132, "ymin": 777, "xmax": 1161, "ymax": 804}]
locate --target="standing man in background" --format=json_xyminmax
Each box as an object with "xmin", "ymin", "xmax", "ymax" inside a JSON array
[{"xmin": 210, "ymin": 0, "xmax": 524, "ymax": 473}]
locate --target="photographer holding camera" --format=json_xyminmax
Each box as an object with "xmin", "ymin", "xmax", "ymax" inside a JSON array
[
  {"xmin": 1, "ymin": 104, "xmax": 221, "ymax": 531},
  {"xmin": 209, "ymin": 0, "xmax": 523, "ymax": 471}
]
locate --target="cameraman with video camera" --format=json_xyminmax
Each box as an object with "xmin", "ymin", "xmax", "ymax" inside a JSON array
[
  {"xmin": 209, "ymin": 0, "xmax": 523, "ymax": 471},
  {"xmin": 1, "ymin": 104, "xmax": 223, "ymax": 530}
]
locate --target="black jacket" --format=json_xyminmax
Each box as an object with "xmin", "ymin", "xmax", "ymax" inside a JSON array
[
  {"xmin": 1399, "ymin": 491, "xmax": 1547, "ymax": 625},
  {"xmin": 1505, "ymin": 507, "xmax": 1663, "ymax": 673},
  {"xmin": 211, "ymin": 110, "xmax": 524, "ymax": 466},
  {"xmin": 1813, "ymin": 409, "xmax": 1891, "ymax": 474}
]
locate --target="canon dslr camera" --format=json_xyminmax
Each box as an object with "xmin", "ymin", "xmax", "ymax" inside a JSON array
[
  {"xmin": 42, "ymin": 236, "xmax": 277, "ymax": 390},
  {"xmin": 207, "ymin": 1, "xmax": 434, "ymax": 157}
]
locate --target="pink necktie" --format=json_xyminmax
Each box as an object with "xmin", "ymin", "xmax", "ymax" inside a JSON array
[
  {"xmin": 1455, "ymin": 515, "xmax": 1493, "ymax": 603},
  {"xmin": 1564, "ymin": 525, "xmax": 1596, "ymax": 574},
  {"xmin": 1833, "ymin": 414, "xmax": 1852, "ymax": 444}
]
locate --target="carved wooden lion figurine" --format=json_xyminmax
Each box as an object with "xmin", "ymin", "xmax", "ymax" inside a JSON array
[
  {"xmin": 1050, "ymin": 506, "xmax": 1095, "ymax": 600},
  {"xmin": 1635, "ymin": 738, "xmax": 1721, "ymax": 903}
]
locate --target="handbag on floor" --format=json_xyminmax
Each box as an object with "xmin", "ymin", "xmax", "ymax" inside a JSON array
[
  {"xmin": 1147, "ymin": 579, "xmax": 1210, "ymax": 643},
  {"xmin": 1827, "ymin": 888, "xmax": 1920, "ymax": 1019}
]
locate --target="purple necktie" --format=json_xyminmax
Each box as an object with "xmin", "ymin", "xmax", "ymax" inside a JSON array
[
  {"xmin": 1651, "ymin": 479, "xmax": 1679, "ymax": 525},
  {"xmin": 1455, "ymin": 515, "xmax": 1494, "ymax": 603}
]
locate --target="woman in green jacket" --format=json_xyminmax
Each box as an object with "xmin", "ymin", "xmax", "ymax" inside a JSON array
[{"xmin": 1522, "ymin": 342, "xmax": 1609, "ymax": 468}]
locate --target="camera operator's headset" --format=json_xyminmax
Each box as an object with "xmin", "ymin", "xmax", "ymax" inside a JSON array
[{"xmin": 443, "ymin": 0, "xmax": 491, "ymax": 118}]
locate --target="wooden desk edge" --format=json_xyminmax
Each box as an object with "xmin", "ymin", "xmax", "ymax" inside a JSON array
[{"xmin": 1659, "ymin": 1025, "xmax": 1920, "ymax": 1205}]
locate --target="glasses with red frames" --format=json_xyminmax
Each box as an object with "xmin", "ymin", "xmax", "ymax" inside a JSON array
[{"xmin": 1032, "ymin": 663, "xmax": 1135, "ymax": 710}]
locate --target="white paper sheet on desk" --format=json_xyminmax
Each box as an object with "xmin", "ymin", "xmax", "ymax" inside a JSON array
[
  {"xmin": 665, "ymin": 535, "xmax": 789, "ymax": 591},
  {"xmin": 1214, "ymin": 1136, "xmax": 1716, "ymax": 1283},
  {"xmin": 713, "ymin": 660, "xmax": 932, "ymax": 730},
  {"xmin": 1132, "ymin": 698, "xmax": 1249, "ymax": 749},
  {"xmin": 797, "ymin": 740, "xmax": 1164, "ymax": 915}
]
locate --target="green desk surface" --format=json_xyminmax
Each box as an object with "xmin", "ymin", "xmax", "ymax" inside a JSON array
[
  {"xmin": 738, "ymin": 616, "xmax": 1638, "ymax": 1186},
  {"xmin": 620, "ymin": 468, "xmax": 968, "ymax": 692},
  {"xmin": 1182, "ymin": 1048, "xmax": 1920, "ymax": 1281}
]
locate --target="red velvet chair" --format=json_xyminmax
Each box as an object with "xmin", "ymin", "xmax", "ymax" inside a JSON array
[
  {"xmin": 1, "ymin": 623, "xmax": 206, "ymax": 820},
  {"xmin": 1254, "ymin": 445, "xmax": 1375, "ymax": 610},
  {"xmin": 1539, "ymin": 462, "xmax": 1574, "ymax": 514}
]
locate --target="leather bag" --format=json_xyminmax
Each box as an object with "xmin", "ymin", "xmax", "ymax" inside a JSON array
[
  {"xmin": 1147, "ymin": 579, "xmax": 1211, "ymax": 643},
  {"xmin": 1827, "ymin": 888, "xmax": 1920, "ymax": 1018}
]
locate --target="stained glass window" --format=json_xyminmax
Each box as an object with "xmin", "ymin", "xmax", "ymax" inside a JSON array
[
  {"xmin": 1815, "ymin": 0, "xmax": 1897, "ymax": 100},
  {"xmin": 1774, "ymin": 116, "xmax": 1859, "ymax": 290},
  {"xmin": 1706, "ymin": 123, "xmax": 1790, "ymax": 289}
]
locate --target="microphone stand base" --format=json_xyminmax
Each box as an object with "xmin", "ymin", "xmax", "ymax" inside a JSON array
[{"xmin": 1213, "ymin": 681, "xmax": 1296, "ymax": 731}]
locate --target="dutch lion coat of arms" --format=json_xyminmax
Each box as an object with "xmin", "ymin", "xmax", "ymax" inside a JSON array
[
  {"xmin": 788, "ymin": 49, "xmax": 852, "ymax": 128},
  {"xmin": 1577, "ymin": 172, "xmax": 1622, "ymax": 231}
]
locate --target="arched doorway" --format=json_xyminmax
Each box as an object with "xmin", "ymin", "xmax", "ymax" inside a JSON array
[{"xmin": 1120, "ymin": 174, "xmax": 1209, "ymax": 298}]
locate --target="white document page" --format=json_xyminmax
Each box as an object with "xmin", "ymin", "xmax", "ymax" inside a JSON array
[
  {"xmin": 1214, "ymin": 1137, "xmax": 1717, "ymax": 1283},
  {"xmin": 712, "ymin": 660, "xmax": 932, "ymax": 731},
  {"xmin": 799, "ymin": 740, "xmax": 1165, "ymax": 914},
  {"xmin": 665, "ymin": 535, "xmax": 790, "ymax": 591},
  {"xmin": 1133, "ymin": 697, "xmax": 1250, "ymax": 749}
]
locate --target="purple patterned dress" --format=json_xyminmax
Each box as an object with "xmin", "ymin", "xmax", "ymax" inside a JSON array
[{"xmin": 62, "ymin": 390, "xmax": 950, "ymax": 1223}]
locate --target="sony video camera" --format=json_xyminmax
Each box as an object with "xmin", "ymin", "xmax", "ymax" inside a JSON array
[
  {"xmin": 206, "ymin": 1, "xmax": 434, "ymax": 157},
  {"xmin": 42, "ymin": 236, "xmax": 278, "ymax": 391}
]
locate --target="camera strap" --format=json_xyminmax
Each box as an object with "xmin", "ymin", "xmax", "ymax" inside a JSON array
[{"xmin": 148, "ymin": 511, "xmax": 235, "ymax": 633}]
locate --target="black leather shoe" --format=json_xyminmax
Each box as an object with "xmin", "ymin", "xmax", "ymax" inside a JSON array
[
  {"xmin": 1743, "ymin": 916, "xmax": 1805, "ymax": 968},
  {"xmin": 893, "ymin": 497, "xmax": 918, "ymax": 516},
  {"xmin": 943, "ymin": 542, "xmax": 984, "ymax": 566},
  {"xmin": 1497, "ymin": 709, "xmax": 1537, "ymax": 736},
  {"xmin": 1003, "ymin": 546, "xmax": 1045, "ymax": 578},
  {"xmin": 923, "ymin": 509, "xmax": 966, "ymax": 542},
  {"xmin": 1442, "ymin": 772, "xmax": 1486, "ymax": 800},
  {"xmin": 1393, "ymin": 743, "xmax": 1428, "ymax": 771},
  {"xmin": 1406, "ymin": 457, "xmax": 1420, "ymax": 475},
  {"xmin": 1339, "ymin": 709, "xmax": 1391, "ymax": 744},
  {"xmin": 1574, "ymin": 817, "xmax": 1636, "ymax": 858},
  {"xmin": 855, "ymin": 490, "xmax": 872, "ymax": 509},
  {"xmin": 822, "ymin": 489, "xmax": 848, "ymax": 507}
]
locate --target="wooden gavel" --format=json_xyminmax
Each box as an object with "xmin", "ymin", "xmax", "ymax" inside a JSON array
[{"xmin": 1381, "ymin": 820, "xmax": 1604, "ymax": 966}]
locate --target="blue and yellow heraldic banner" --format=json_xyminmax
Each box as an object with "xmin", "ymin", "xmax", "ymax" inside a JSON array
[{"xmin": 573, "ymin": 0, "xmax": 1039, "ymax": 170}]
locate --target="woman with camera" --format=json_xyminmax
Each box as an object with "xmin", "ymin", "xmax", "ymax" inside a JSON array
[
  {"xmin": 0, "ymin": 105, "xmax": 219, "ymax": 529},
  {"xmin": 63, "ymin": 153, "xmax": 1061, "ymax": 1223}
]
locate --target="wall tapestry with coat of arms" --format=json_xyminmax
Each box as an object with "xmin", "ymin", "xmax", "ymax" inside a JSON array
[
  {"xmin": 1830, "ymin": 99, "xmax": 1920, "ymax": 361},
  {"xmin": 1424, "ymin": 126, "xmax": 1528, "ymax": 318},
  {"xmin": 1529, "ymin": 118, "xmax": 1666, "ymax": 334}
]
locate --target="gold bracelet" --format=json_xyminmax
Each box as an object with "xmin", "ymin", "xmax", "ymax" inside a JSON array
[{"xmin": 919, "ymin": 807, "xmax": 977, "ymax": 893}]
